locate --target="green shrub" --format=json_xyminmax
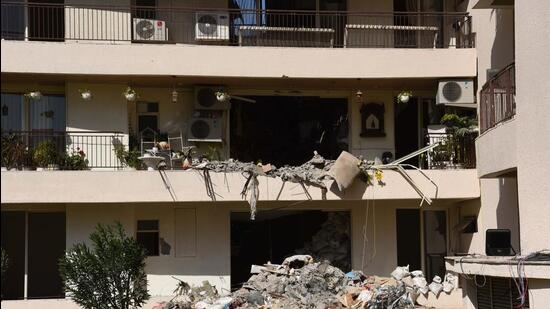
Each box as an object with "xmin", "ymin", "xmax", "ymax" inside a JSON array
[
  {"xmin": 114, "ymin": 145, "xmax": 142, "ymax": 169},
  {"xmin": 33, "ymin": 140, "xmax": 59, "ymax": 167},
  {"xmin": 63, "ymin": 148, "xmax": 89, "ymax": 170},
  {"xmin": 59, "ymin": 222, "xmax": 150, "ymax": 309}
]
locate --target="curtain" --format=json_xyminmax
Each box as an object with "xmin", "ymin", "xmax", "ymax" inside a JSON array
[
  {"xmin": 30, "ymin": 95, "xmax": 66, "ymax": 132},
  {"xmin": 1, "ymin": 93, "xmax": 24, "ymax": 132}
]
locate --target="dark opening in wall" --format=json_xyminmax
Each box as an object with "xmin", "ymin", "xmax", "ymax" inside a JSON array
[
  {"xmin": 230, "ymin": 210, "xmax": 351, "ymax": 290},
  {"xmin": 229, "ymin": 96, "xmax": 348, "ymax": 167}
]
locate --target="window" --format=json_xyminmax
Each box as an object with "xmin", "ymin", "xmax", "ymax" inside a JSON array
[
  {"xmin": 137, "ymin": 102, "xmax": 159, "ymax": 134},
  {"xmin": 136, "ymin": 220, "xmax": 159, "ymax": 256},
  {"xmin": 134, "ymin": 0, "xmax": 156, "ymax": 20}
]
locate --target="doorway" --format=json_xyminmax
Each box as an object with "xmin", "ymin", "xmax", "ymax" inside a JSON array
[
  {"xmin": 230, "ymin": 210, "xmax": 351, "ymax": 289},
  {"xmin": 394, "ymin": 97, "xmax": 419, "ymax": 166},
  {"xmin": 395, "ymin": 209, "xmax": 422, "ymax": 271},
  {"xmin": 0, "ymin": 211, "xmax": 66, "ymax": 300},
  {"xmin": 423, "ymin": 210, "xmax": 447, "ymax": 280}
]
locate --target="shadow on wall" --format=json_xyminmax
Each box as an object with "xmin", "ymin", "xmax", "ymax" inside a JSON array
[
  {"xmin": 495, "ymin": 176, "xmax": 520, "ymax": 253},
  {"xmin": 490, "ymin": 8, "xmax": 515, "ymax": 74}
]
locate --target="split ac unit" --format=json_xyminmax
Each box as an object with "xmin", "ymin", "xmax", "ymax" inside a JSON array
[
  {"xmin": 195, "ymin": 12, "xmax": 230, "ymax": 41},
  {"xmin": 436, "ymin": 80, "xmax": 475, "ymax": 108},
  {"xmin": 133, "ymin": 18, "xmax": 168, "ymax": 41},
  {"xmin": 195, "ymin": 87, "xmax": 228, "ymax": 110},
  {"xmin": 187, "ymin": 118, "xmax": 223, "ymax": 142}
]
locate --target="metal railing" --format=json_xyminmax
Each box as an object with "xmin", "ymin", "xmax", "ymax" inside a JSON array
[
  {"xmin": 479, "ymin": 63, "xmax": 516, "ymax": 133},
  {"xmin": 423, "ymin": 132, "xmax": 477, "ymax": 169},
  {"xmin": 1, "ymin": 131, "xmax": 124, "ymax": 169},
  {"xmin": 1, "ymin": 2, "xmax": 474, "ymax": 48}
]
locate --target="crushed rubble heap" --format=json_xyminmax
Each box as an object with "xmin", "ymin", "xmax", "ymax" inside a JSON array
[
  {"xmin": 154, "ymin": 256, "xmax": 457, "ymax": 309},
  {"xmin": 295, "ymin": 212, "xmax": 351, "ymax": 271}
]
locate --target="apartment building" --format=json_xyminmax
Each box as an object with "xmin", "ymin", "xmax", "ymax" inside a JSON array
[
  {"xmin": 0, "ymin": 0, "xmax": 547, "ymax": 308},
  {"xmin": 443, "ymin": 0, "xmax": 550, "ymax": 308}
]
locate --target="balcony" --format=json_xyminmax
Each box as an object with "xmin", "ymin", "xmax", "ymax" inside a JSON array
[
  {"xmin": 1, "ymin": 2, "xmax": 474, "ymax": 49},
  {"xmin": 479, "ymin": 63, "xmax": 516, "ymax": 134},
  {"xmin": 1, "ymin": 131, "xmax": 123, "ymax": 170}
]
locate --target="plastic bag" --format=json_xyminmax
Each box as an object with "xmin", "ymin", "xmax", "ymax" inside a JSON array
[{"xmin": 391, "ymin": 265, "xmax": 410, "ymax": 281}]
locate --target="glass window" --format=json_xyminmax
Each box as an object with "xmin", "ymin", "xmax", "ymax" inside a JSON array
[{"xmin": 136, "ymin": 219, "xmax": 159, "ymax": 256}]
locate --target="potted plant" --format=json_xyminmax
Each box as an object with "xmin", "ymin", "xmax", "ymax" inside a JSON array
[
  {"xmin": 396, "ymin": 91, "xmax": 413, "ymax": 104},
  {"xmin": 63, "ymin": 148, "xmax": 89, "ymax": 170},
  {"xmin": 1, "ymin": 134, "xmax": 27, "ymax": 170},
  {"xmin": 79, "ymin": 89, "xmax": 92, "ymax": 101},
  {"xmin": 33, "ymin": 140, "xmax": 59, "ymax": 171},
  {"xmin": 123, "ymin": 87, "xmax": 137, "ymax": 102},
  {"xmin": 24, "ymin": 91, "xmax": 42, "ymax": 100},
  {"xmin": 114, "ymin": 144, "xmax": 142, "ymax": 170}
]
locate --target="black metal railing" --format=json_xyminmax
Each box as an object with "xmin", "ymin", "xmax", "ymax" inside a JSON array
[
  {"xmin": 1, "ymin": 2, "xmax": 474, "ymax": 48},
  {"xmin": 1, "ymin": 131, "xmax": 124, "ymax": 170},
  {"xmin": 423, "ymin": 132, "xmax": 477, "ymax": 169},
  {"xmin": 479, "ymin": 63, "xmax": 515, "ymax": 133}
]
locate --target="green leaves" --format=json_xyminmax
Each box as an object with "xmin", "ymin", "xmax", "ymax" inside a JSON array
[{"xmin": 59, "ymin": 222, "xmax": 150, "ymax": 309}]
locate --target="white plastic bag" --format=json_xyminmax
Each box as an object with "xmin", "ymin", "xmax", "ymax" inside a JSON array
[
  {"xmin": 391, "ymin": 265, "xmax": 410, "ymax": 280},
  {"xmin": 411, "ymin": 270, "xmax": 424, "ymax": 277},
  {"xmin": 428, "ymin": 282, "xmax": 443, "ymax": 296}
]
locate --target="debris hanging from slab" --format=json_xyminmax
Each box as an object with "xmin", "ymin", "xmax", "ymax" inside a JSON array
[
  {"xmin": 191, "ymin": 150, "xmax": 437, "ymax": 219},
  {"xmin": 154, "ymin": 256, "xmax": 457, "ymax": 309}
]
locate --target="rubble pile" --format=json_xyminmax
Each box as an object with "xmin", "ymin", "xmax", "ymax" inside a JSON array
[
  {"xmin": 154, "ymin": 256, "xmax": 457, "ymax": 309},
  {"xmin": 295, "ymin": 212, "xmax": 351, "ymax": 271}
]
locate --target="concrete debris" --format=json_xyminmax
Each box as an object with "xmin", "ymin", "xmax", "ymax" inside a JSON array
[
  {"xmin": 295, "ymin": 212, "xmax": 351, "ymax": 271},
  {"xmin": 157, "ymin": 258, "xmax": 457, "ymax": 309},
  {"xmin": 328, "ymin": 151, "xmax": 362, "ymax": 191}
]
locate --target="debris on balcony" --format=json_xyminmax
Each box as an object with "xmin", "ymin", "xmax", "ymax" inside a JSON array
[
  {"xmin": 154, "ymin": 256, "xmax": 457, "ymax": 309},
  {"xmin": 187, "ymin": 150, "xmax": 437, "ymax": 219}
]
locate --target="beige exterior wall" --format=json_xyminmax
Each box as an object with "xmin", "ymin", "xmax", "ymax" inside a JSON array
[
  {"xmin": 0, "ymin": 41, "xmax": 477, "ymax": 80},
  {"xmin": 1, "ymin": 198, "xmax": 466, "ymax": 298},
  {"xmin": 475, "ymin": 118, "xmax": 516, "ymax": 178},
  {"xmin": 514, "ymin": 0, "xmax": 550, "ymax": 255},
  {"xmin": 1, "ymin": 169, "xmax": 480, "ymax": 204}
]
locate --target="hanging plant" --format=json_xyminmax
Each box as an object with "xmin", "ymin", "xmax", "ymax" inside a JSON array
[
  {"xmin": 79, "ymin": 89, "xmax": 93, "ymax": 101},
  {"xmin": 396, "ymin": 91, "xmax": 413, "ymax": 104},
  {"xmin": 24, "ymin": 91, "xmax": 42, "ymax": 100},
  {"xmin": 123, "ymin": 86, "xmax": 138, "ymax": 101}
]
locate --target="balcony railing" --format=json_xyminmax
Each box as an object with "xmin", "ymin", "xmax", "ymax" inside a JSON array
[
  {"xmin": 479, "ymin": 63, "xmax": 516, "ymax": 133},
  {"xmin": 423, "ymin": 132, "xmax": 477, "ymax": 169},
  {"xmin": 1, "ymin": 131, "xmax": 124, "ymax": 170},
  {"xmin": 1, "ymin": 2, "xmax": 474, "ymax": 48}
]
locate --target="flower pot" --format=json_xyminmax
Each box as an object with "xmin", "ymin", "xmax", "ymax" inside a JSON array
[
  {"xmin": 124, "ymin": 167, "xmax": 137, "ymax": 171},
  {"xmin": 36, "ymin": 167, "xmax": 45, "ymax": 171},
  {"xmin": 81, "ymin": 92, "xmax": 92, "ymax": 101},
  {"xmin": 125, "ymin": 93, "xmax": 137, "ymax": 101},
  {"xmin": 46, "ymin": 164, "xmax": 60, "ymax": 171},
  {"xmin": 1, "ymin": 167, "xmax": 8, "ymax": 172},
  {"xmin": 398, "ymin": 94, "xmax": 410, "ymax": 103}
]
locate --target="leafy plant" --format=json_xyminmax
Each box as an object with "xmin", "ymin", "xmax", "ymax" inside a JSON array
[
  {"xmin": 59, "ymin": 222, "xmax": 150, "ymax": 309},
  {"xmin": 63, "ymin": 148, "xmax": 89, "ymax": 170},
  {"xmin": 114, "ymin": 144, "xmax": 142, "ymax": 169},
  {"xmin": 440, "ymin": 113, "xmax": 478, "ymax": 137},
  {"xmin": 396, "ymin": 91, "xmax": 413, "ymax": 104},
  {"xmin": 33, "ymin": 140, "xmax": 59, "ymax": 168},
  {"xmin": 1, "ymin": 134, "xmax": 24, "ymax": 169}
]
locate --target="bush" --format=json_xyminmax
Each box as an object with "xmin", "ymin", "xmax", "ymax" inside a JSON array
[
  {"xmin": 114, "ymin": 144, "xmax": 142, "ymax": 169},
  {"xmin": 33, "ymin": 140, "xmax": 59, "ymax": 168},
  {"xmin": 63, "ymin": 148, "xmax": 89, "ymax": 170},
  {"xmin": 59, "ymin": 222, "xmax": 150, "ymax": 309}
]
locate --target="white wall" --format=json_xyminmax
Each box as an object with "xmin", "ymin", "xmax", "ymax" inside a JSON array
[{"xmin": 514, "ymin": 0, "xmax": 550, "ymax": 255}]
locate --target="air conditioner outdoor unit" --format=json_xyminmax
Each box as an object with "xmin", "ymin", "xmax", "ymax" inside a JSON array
[
  {"xmin": 195, "ymin": 12, "xmax": 230, "ymax": 41},
  {"xmin": 195, "ymin": 87, "xmax": 228, "ymax": 110},
  {"xmin": 187, "ymin": 118, "xmax": 223, "ymax": 142},
  {"xmin": 133, "ymin": 18, "xmax": 168, "ymax": 41},
  {"xmin": 436, "ymin": 80, "xmax": 475, "ymax": 108}
]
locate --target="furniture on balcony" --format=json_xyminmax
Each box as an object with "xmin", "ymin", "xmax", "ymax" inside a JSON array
[
  {"xmin": 238, "ymin": 25, "xmax": 335, "ymax": 47},
  {"xmin": 343, "ymin": 24, "xmax": 439, "ymax": 48}
]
